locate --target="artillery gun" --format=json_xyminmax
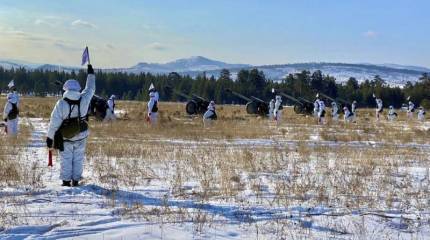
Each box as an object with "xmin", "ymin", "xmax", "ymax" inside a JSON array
[
  {"xmin": 272, "ymin": 89, "xmax": 313, "ymax": 115},
  {"xmin": 89, "ymin": 95, "xmax": 109, "ymax": 121},
  {"xmin": 225, "ymin": 89, "xmax": 269, "ymax": 116},
  {"xmin": 165, "ymin": 86, "xmax": 209, "ymax": 115}
]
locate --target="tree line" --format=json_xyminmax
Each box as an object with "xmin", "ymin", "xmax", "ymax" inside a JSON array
[{"xmin": 0, "ymin": 67, "xmax": 429, "ymax": 108}]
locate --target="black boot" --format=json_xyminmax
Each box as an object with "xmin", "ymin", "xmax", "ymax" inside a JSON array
[
  {"xmin": 72, "ymin": 180, "xmax": 79, "ymax": 187},
  {"xmin": 62, "ymin": 181, "xmax": 71, "ymax": 187}
]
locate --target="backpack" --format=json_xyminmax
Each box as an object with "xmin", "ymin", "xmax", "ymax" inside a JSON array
[
  {"xmin": 152, "ymin": 100, "xmax": 158, "ymax": 113},
  {"xmin": 7, "ymin": 103, "xmax": 19, "ymax": 120},
  {"xmin": 59, "ymin": 98, "xmax": 89, "ymax": 139}
]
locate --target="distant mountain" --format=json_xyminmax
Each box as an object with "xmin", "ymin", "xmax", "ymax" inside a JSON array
[
  {"xmin": 187, "ymin": 62, "xmax": 427, "ymax": 86},
  {"xmin": 1, "ymin": 57, "xmax": 428, "ymax": 86},
  {"xmin": 0, "ymin": 60, "xmax": 29, "ymax": 69},
  {"xmin": 36, "ymin": 64, "xmax": 79, "ymax": 72},
  {"xmin": 0, "ymin": 60, "xmax": 80, "ymax": 72},
  {"xmin": 114, "ymin": 58, "xmax": 428, "ymax": 85},
  {"xmin": 376, "ymin": 64, "xmax": 430, "ymax": 73},
  {"xmin": 116, "ymin": 56, "xmax": 250, "ymax": 74},
  {"xmin": 251, "ymin": 63, "xmax": 427, "ymax": 86}
]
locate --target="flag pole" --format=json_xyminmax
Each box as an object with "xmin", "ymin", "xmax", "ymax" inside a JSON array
[{"xmin": 87, "ymin": 46, "xmax": 91, "ymax": 65}]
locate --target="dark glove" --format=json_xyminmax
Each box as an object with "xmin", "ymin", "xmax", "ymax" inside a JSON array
[
  {"xmin": 87, "ymin": 64, "xmax": 94, "ymax": 74},
  {"xmin": 46, "ymin": 137, "xmax": 53, "ymax": 148}
]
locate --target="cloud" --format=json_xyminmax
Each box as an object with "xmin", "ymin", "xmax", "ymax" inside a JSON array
[
  {"xmin": 71, "ymin": 19, "xmax": 97, "ymax": 29},
  {"xmin": 105, "ymin": 43, "xmax": 115, "ymax": 50},
  {"xmin": 34, "ymin": 19, "xmax": 47, "ymax": 25},
  {"xmin": 0, "ymin": 27, "xmax": 49, "ymax": 42},
  {"xmin": 146, "ymin": 42, "xmax": 167, "ymax": 51},
  {"xmin": 363, "ymin": 30, "xmax": 377, "ymax": 38},
  {"xmin": 34, "ymin": 16, "xmax": 62, "ymax": 27},
  {"xmin": 53, "ymin": 41, "xmax": 81, "ymax": 51},
  {"xmin": 0, "ymin": 26, "xmax": 82, "ymax": 52}
]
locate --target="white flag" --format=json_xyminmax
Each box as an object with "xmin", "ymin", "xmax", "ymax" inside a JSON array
[
  {"xmin": 7, "ymin": 80, "xmax": 14, "ymax": 89},
  {"xmin": 81, "ymin": 46, "xmax": 90, "ymax": 65}
]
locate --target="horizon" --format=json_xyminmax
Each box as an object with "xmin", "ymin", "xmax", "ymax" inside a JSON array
[
  {"xmin": 2, "ymin": 55, "xmax": 430, "ymax": 71},
  {"xmin": 0, "ymin": 1, "xmax": 429, "ymax": 68}
]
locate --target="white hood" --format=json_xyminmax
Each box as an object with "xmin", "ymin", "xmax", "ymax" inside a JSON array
[
  {"xmin": 63, "ymin": 90, "xmax": 81, "ymax": 101},
  {"xmin": 7, "ymin": 93, "xmax": 18, "ymax": 104}
]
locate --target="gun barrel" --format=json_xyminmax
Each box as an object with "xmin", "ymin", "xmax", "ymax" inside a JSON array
[
  {"xmin": 279, "ymin": 92, "xmax": 303, "ymax": 106},
  {"xmin": 250, "ymin": 96, "xmax": 266, "ymax": 103},
  {"xmin": 173, "ymin": 90, "xmax": 192, "ymax": 100},
  {"xmin": 225, "ymin": 89, "xmax": 252, "ymax": 102},
  {"xmin": 319, "ymin": 92, "xmax": 348, "ymax": 104},
  {"xmin": 298, "ymin": 97, "xmax": 313, "ymax": 104},
  {"xmin": 319, "ymin": 93, "xmax": 335, "ymax": 102},
  {"xmin": 191, "ymin": 94, "xmax": 209, "ymax": 102},
  {"xmin": 336, "ymin": 98, "xmax": 349, "ymax": 104}
]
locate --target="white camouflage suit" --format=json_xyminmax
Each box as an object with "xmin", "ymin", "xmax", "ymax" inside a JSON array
[
  {"xmin": 104, "ymin": 95, "xmax": 116, "ymax": 121},
  {"xmin": 268, "ymin": 99, "xmax": 275, "ymax": 120},
  {"xmin": 313, "ymin": 99, "xmax": 320, "ymax": 118},
  {"xmin": 147, "ymin": 90, "xmax": 159, "ymax": 125},
  {"xmin": 418, "ymin": 108, "xmax": 426, "ymax": 121},
  {"xmin": 47, "ymin": 74, "xmax": 95, "ymax": 181},
  {"xmin": 331, "ymin": 102, "xmax": 339, "ymax": 121},
  {"xmin": 343, "ymin": 107, "xmax": 354, "ymax": 123},
  {"xmin": 407, "ymin": 101, "xmax": 415, "ymax": 119},
  {"xmin": 375, "ymin": 98, "xmax": 383, "ymax": 120},
  {"xmin": 2, "ymin": 92, "xmax": 19, "ymax": 136},
  {"xmin": 203, "ymin": 101, "xmax": 217, "ymax": 125},
  {"xmin": 351, "ymin": 101, "xmax": 357, "ymax": 120},
  {"xmin": 274, "ymin": 95, "xmax": 282, "ymax": 125},
  {"xmin": 387, "ymin": 106, "xmax": 397, "ymax": 121}
]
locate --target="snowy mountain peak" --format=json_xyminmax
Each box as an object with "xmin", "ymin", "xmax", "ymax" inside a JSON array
[{"xmin": 130, "ymin": 56, "xmax": 250, "ymax": 73}]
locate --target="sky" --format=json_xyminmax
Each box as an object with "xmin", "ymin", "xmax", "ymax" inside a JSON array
[{"xmin": 0, "ymin": 0, "xmax": 429, "ymax": 68}]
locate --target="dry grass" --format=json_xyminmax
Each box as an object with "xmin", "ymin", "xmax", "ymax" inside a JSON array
[
  {"xmin": 0, "ymin": 119, "xmax": 32, "ymax": 187},
  {"xmin": 1, "ymin": 96, "xmax": 429, "ymax": 236}
]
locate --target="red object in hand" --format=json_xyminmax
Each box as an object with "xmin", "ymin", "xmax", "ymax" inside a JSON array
[{"xmin": 48, "ymin": 150, "xmax": 53, "ymax": 167}]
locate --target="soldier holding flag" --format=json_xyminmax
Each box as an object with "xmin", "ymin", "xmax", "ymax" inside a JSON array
[{"xmin": 46, "ymin": 47, "xmax": 95, "ymax": 187}]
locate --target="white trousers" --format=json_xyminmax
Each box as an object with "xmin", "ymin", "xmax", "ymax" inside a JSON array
[
  {"xmin": 104, "ymin": 109, "xmax": 116, "ymax": 122},
  {"xmin": 275, "ymin": 111, "xmax": 282, "ymax": 125},
  {"xmin": 149, "ymin": 112, "xmax": 158, "ymax": 125},
  {"xmin": 60, "ymin": 138, "xmax": 87, "ymax": 181},
  {"xmin": 332, "ymin": 114, "xmax": 339, "ymax": 121},
  {"xmin": 6, "ymin": 118, "xmax": 18, "ymax": 136}
]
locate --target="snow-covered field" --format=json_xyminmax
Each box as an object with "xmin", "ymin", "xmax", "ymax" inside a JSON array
[{"xmin": 1, "ymin": 112, "xmax": 430, "ymax": 239}]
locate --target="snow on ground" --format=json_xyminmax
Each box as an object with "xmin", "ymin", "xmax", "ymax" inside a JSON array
[{"xmin": 1, "ymin": 118, "xmax": 430, "ymax": 239}]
